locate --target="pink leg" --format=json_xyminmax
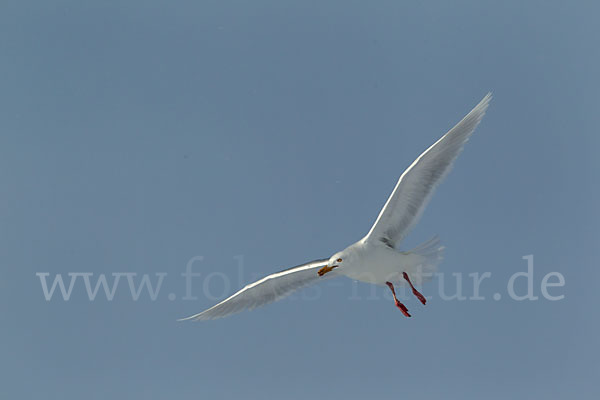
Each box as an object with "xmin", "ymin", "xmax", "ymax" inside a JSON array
[
  {"xmin": 403, "ymin": 272, "xmax": 427, "ymax": 305},
  {"xmin": 385, "ymin": 281, "xmax": 411, "ymax": 317}
]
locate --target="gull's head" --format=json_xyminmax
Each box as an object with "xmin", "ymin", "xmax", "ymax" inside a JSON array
[
  {"xmin": 318, "ymin": 250, "xmax": 349, "ymax": 277},
  {"xmin": 327, "ymin": 251, "xmax": 346, "ymax": 269}
]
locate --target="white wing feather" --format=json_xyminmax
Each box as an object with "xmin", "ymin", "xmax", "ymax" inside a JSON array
[
  {"xmin": 179, "ymin": 259, "xmax": 330, "ymax": 321},
  {"xmin": 365, "ymin": 93, "xmax": 492, "ymax": 247}
]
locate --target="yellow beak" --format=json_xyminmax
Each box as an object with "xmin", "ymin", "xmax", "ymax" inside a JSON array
[{"xmin": 317, "ymin": 265, "xmax": 337, "ymax": 276}]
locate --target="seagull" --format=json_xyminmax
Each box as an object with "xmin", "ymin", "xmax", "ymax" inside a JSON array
[{"xmin": 180, "ymin": 93, "xmax": 491, "ymax": 321}]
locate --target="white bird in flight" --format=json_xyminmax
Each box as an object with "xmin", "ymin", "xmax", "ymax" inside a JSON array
[{"xmin": 181, "ymin": 93, "xmax": 491, "ymax": 321}]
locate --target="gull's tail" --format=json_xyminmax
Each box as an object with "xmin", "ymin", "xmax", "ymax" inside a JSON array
[{"xmin": 402, "ymin": 236, "xmax": 444, "ymax": 285}]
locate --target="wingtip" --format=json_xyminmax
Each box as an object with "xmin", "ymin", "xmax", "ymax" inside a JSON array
[
  {"xmin": 177, "ymin": 315, "xmax": 198, "ymax": 322},
  {"xmin": 469, "ymin": 92, "xmax": 492, "ymax": 120},
  {"xmin": 177, "ymin": 311, "xmax": 217, "ymax": 322},
  {"xmin": 478, "ymin": 92, "xmax": 493, "ymax": 107}
]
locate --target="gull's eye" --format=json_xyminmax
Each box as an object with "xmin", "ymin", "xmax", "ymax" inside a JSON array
[{"xmin": 337, "ymin": 258, "xmax": 342, "ymax": 263}]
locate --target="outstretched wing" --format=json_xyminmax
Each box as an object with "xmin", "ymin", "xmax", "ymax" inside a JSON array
[
  {"xmin": 364, "ymin": 93, "xmax": 491, "ymax": 248},
  {"xmin": 179, "ymin": 258, "xmax": 331, "ymax": 321}
]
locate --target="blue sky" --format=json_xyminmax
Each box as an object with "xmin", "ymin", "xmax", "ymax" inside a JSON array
[{"xmin": 1, "ymin": 1, "xmax": 598, "ymax": 399}]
